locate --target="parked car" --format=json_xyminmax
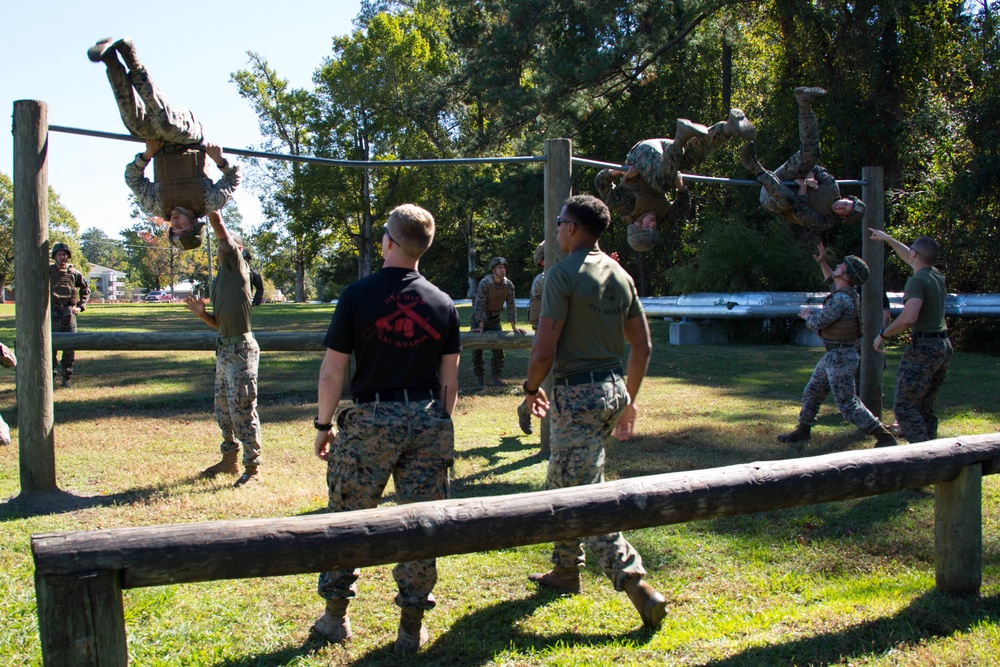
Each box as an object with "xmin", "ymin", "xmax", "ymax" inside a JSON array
[{"xmin": 144, "ymin": 290, "xmax": 173, "ymax": 303}]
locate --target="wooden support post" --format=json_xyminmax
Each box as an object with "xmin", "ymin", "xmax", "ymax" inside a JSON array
[
  {"xmin": 935, "ymin": 463, "xmax": 982, "ymax": 595},
  {"xmin": 541, "ymin": 138, "xmax": 572, "ymax": 457},
  {"xmin": 860, "ymin": 165, "xmax": 885, "ymax": 417},
  {"xmin": 13, "ymin": 100, "xmax": 56, "ymax": 493},
  {"xmin": 35, "ymin": 570, "xmax": 128, "ymax": 667}
]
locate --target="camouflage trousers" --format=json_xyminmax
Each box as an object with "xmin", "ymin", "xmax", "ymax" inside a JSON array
[
  {"xmin": 51, "ymin": 310, "xmax": 77, "ymax": 378},
  {"xmin": 797, "ymin": 346, "xmax": 881, "ymax": 433},
  {"xmin": 545, "ymin": 378, "xmax": 646, "ymax": 591},
  {"xmin": 626, "ymin": 125, "xmax": 732, "ymax": 194},
  {"xmin": 894, "ymin": 337, "xmax": 953, "ymax": 443},
  {"xmin": 318, "ymin": 399, "xmax": 453, "ymax": 609},
  {"xmin": 760, "ymin": 113, "xmax": 821, "ymax": 212},
  {"xmin": 105, "ymin": 58, "xmax": 203, "ymax": 146},
  {"xmin": 473, "ymin": 316, "xmax": 504, "ymax": 379},
  {"xmin": 215, "ymin": 338, "xmax": 261, "ymax": 467}
]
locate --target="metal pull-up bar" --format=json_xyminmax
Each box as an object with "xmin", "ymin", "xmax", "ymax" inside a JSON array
[
  {"xmin": 571, "ymin": 156, "xmax": 868, "ymax": 187},
  {"xmin": 47, "ymin": 125, "xmax": 548, "ymax": 168}
]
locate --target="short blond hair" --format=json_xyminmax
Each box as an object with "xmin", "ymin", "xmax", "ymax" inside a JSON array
[{"xmin": 387, "ymin": 204, "xmax": 435, "ymax": 258}]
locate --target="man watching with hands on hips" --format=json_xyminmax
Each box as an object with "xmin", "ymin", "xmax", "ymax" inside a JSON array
[
  {"xmin": 311, "ymin": 204, "xmax": 461, "ymax": 653},
  {"xmin": 520, "ymin": 194, "xmax": 666, "ymax": 631}
]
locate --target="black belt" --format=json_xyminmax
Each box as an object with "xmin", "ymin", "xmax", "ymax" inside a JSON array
[
  {"xmin": 823, "ymin": 340, "xmax": 858, "ymax": 350},
  {"xmin": 555, "ymin": 367, "xmax": 623, "ymax": 386},
  {"xmin": 912, "ymin": 331, "xmax": 948, "ymax": 339},
  {"xmin": 353, "ymin": 388, "xmax": 436, "ymax": 404}
]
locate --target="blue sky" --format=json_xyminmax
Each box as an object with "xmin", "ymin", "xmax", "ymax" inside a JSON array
[{"xmin": 2, "ymin": 0, "xmax": 361, "ymax": 237}]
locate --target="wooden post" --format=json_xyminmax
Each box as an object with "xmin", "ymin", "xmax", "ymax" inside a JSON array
[
  {"xmin": 860, "ymin": 165, "xmax": 885, "ymax": 417},
  {"xmin": 541, "ymin": 138, "xmax": 572, "ymax": 457},
  {"xmin": 35, "ymin": 570, "xmax": 128, "ymax": 667},
  {"xmin": 935, "ymin": 463, "xmax": 982, "ymax": 595},
  {"xmin": 13, "ymin": 100, "xmax": 57, "ymax": 493}
]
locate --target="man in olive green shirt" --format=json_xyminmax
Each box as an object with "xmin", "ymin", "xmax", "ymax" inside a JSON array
[
  {"xmin": 185, "ymin": 211, "xmax": 262, "ymax": 486},
  {"xmin": 870, "ymin": 228, "xmax": 951, "ymax": 443}
]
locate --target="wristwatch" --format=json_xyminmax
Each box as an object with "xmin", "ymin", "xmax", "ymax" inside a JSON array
[
  {"xmin": 313, "ymin": 417, "xmax": 333, "ymax": 431},
  {"xmin": 522, "ymin": 380, "xmax": 539, "ymax": 396}
]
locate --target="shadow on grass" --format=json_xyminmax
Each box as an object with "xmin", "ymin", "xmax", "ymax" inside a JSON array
[
  {"xmin": 0, "ymin": 475, "xmax": 235, "ymax": 521},
  {"xmin": 700, "ymin": 590, "xmax": 1000, "ymax": 667}
]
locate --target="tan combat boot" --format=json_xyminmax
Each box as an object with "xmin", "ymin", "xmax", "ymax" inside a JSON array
[
  {"xmin": 793, "ymin": 86, "xmax": 827, "ymax": 114},
  {"xmin": 777, "ymin": 423, "xmax": 811, "ymax": 444},
  {"xmin": 113, "ymin": 37, "xmax": 143, "ymax": 71},
  {"xmin": 312, "ymin": 599, "xmax": 352, "ymax": 644},
  {"xmin": 528, "ymin": 565, "xmax": 581, "ymax": 594},
  {"xmin": 724, "ymin": 108, "xmax": 756, "ymax": 140},
  {"xmin": 624, "ymin": 577, "xmax": 667, "ymax": 630},
  {"xmin": 871, "ymin": 424, "xmax": 898, "ymax": 448},
  {"xmin": 233, "ymin": 464, "xmax": 261, "ymax": 487},
  {"xmin": 200, "ymin": 451, "xmax": 240, "ymax": 478},
  {"xmin": 394, "ymin": 607, "xmax": 429, "ymax": 653}
]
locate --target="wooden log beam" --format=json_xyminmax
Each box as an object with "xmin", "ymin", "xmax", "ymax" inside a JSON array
[
  {"xmin": 32, "ymin": 435, "xmax": 1000, "ymax": 590},
  {"xmin": 51, "ymin": 330, "xmax": 533, "ymax": 351}
]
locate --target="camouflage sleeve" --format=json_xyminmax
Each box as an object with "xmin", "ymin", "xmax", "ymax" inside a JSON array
[
  {"xmin": 203, "ymin": 163, "xmax": 242, "ymax": 214},
  {"xmin": 75, "ymin": 269, "xmax": 91, "ymax": 309},
  {"xmin": 471, "ymin": 277, "xmax": 490, "ymax": 324},
  {"xmin": 806, "ymin": 292, "xmax": 850, "ymax": 331},
  {"xmin": 530, "ymin": 272, "xmax": 544, "ymax": 301},
  {"xmin": 124, "ymin": 153, "xmax": 162, "ymax": 217},
  {"xmin": 506, "ymin": 279, "xmax": 517, "ymax": 324},
  {"xmin": 812, "ymin": 165, "xmax": 839, "ymax": 191},
  {"xmin": 594, "ymin": 169, "xmax": 635, "ymax": 217}
]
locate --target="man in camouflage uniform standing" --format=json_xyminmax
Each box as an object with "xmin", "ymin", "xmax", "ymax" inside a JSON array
[
  {"xmin": 596, "ymin": 110, "xmax": 755, "ymax": 252},
  {"xmin": 520, "ymin": 194, "xmax": 666, "ymax": 631},
  {"xmin": 311, "ymin": 204, "xmax": 461, "ymax": 653},
  {"xmin": 184, "ymin": 211, "xmax": 262, "ymax": 487},
  {"xmin": 777, "ymin": 244, "xmax": 897, "ymax": 447},
  {"xmin": 471, "ymin": 256, "xmax": 525, "ymax": 386},
  {"xmin": 49, "ymin": 242, "xmax": 90, "ymax": 388},
  {"xmin": 871, "ymin": 229, "xmax": 952, "ymax": 443},
  {"xmin": 741, "ymin": 87, "xmax": 865, "ymax": 233}
]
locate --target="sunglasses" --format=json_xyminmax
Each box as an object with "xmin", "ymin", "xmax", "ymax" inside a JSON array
[
  {"xmin": 382, "ymin": 224, "xmax": 397, "ymax": 245},
  {"xmin": 555, "ymin": 216, "xmax": 574, "ymax": 227}
]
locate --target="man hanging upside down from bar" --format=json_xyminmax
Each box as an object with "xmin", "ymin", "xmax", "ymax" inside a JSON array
[{"xmin": 87, "ymin": 37, "xmax": 241, "ymax": 250}]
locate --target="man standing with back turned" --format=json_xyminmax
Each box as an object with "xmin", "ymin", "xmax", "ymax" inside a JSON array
[
  {"xmin": 311, "ymin": 204, "xmax": 461, "ymax": 653},
  {"xmin": 870, "ymin": 229, "xmax": 951, "ymax": 443},
  {"xmin": 520, "ymin": 194, "xmax": 666, "ymax": 631}
]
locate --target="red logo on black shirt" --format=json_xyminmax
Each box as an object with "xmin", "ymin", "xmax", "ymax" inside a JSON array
[{"xmin": 363, "ymin": 295, "xmax": 442, "ymax": 345}]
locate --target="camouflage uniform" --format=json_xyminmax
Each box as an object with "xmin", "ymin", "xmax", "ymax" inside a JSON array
[
  {"xmin": 796, "ymin": 289, "xmax": 883, "ymax": 433},
  {"xmin": 623, "ymin": 120, "xmax": 734, "ymax": 194},
  {"xmin": 211, "ymin": 241, "xmax": 261, "ymax": 470},
  {"xmin": 125, "ymin": 151, "xmax": 241, "ymax": 221},
  {"xmin": 547, "ymin": 378, "xmax": 646, "ymax": 588},
  {"xmin": 104, "ymin": 55, "xmax": 203, "ymax": 146},
  {"xmin": 528, "ymin": 271, "xmax": 545, "ymax": 329},
  {"xmin": 471, "ymin": 273, "xmax": 518, "ymax": 380},
  {"xmin": 49, "ymin": 262, "xmax": 90, "ymax": 382},
  {"xmin": 317, "ymin": 401, "xmax": 453, "ymax": 608},
  {"xmin": 754, "ymin": 112, "xmax": 861, "ymax": 232},
  {"xmin": 893, "ymin": 266, "xmax": 951, "ymax": 443}
]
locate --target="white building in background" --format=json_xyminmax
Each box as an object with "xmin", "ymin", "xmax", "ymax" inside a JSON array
[{"xmin": 88, "ymin": 264, "xmax": 127, "ymax": 302}]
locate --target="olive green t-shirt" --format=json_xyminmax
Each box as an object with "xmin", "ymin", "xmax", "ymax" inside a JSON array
[
  {"xmin": 211, "ymin": 239, "xmax": 252, "ymax": 338},
  {"xmin": 903, "ymin": 266, "xmax": 947, "ymax": 333},
  {"xmin": 540, "ymin": 248, "xmax": 643, "ymax": 377}
]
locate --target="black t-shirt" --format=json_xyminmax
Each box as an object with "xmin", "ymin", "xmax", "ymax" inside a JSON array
[{"xmin": 324, "ymin": 267, "xmax": 462, "ymax": 395}]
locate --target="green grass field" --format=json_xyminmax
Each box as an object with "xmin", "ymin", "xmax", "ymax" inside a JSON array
[{"xmin": 2, "ymin": 303, "xmax": 999, "ymax": 666}]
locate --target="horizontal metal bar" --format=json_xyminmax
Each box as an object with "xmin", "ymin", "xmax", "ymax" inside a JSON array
[
  {"xmin": 47, "ymin": 125, "xmax": 547, "ymax": 168},
  {"xmin": 571, "ymin": 156, "xmax": 867, "ymax": 186}
]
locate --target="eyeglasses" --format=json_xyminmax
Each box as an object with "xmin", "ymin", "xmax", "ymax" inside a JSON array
[
  {"xmin": 555, "ymin": 216, "xmax": 574, "ymax": 227},
  {"xmin": 382, "ymin": 224, "xmax": 397, "ymax": 245}
]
